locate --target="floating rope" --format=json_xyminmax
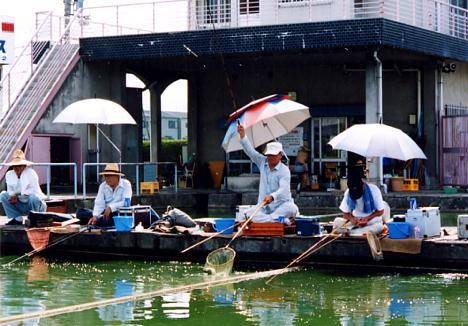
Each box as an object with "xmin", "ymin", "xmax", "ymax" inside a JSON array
[{"xmin": 0, "ymin": 267, "xmax": 294, "ymax": 325}]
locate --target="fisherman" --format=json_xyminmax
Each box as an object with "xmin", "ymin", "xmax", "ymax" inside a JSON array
[
  {"xmin": 333, "ymin": 165, "xmax": 385, "ymax": 235},
  {"xmin": 236, "ymin": 123, "xmax": 298, "ymax": 224},
  {"xmin": 88, "ymin": 163, "xmax": 132, "ymax": 227},
  {"xmin": 0, "ymin": 149, "xmax": 47, "ymax": 225}
]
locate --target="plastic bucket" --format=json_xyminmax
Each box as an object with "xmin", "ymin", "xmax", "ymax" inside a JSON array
[
  {"xmin": 387, "ymin": 222, "xmax": 412, "ymax": 239},
  {"xmin": 214, "ymin": 218, "xmax": 236, "ymax": 235},
  {"xmin": 113, "ymin": 216, "xmax": 134, "ymax": 232}
]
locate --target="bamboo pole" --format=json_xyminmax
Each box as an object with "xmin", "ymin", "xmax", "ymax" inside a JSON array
[
  {"xmin": 225, "ymin": 201, "xmax": 266, "ymax": 248},
  {"xmin": 0, "ymin": 268, "xmax": 294, "ymax": 325}
]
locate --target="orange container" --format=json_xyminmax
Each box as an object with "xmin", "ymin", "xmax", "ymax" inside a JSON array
[
  {"xmin": 402, "ymin": 178, "xmax": 419, "ymax": 191},
  {"xmin": 242, "ymin": 223, "xmax": 284, "ymax": 236}
]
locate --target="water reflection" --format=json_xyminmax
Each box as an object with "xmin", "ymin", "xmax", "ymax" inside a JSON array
[
  {"xmin": 97, "ymin": 279, "xmax": 135, "ymax": 322},
  {"xmin": 27, "ymin": 257, "xmax": 49, "ymax": 283},
  {"xmin": 0, "ymin": 257, "xmax": 468, "ymax": 325}
]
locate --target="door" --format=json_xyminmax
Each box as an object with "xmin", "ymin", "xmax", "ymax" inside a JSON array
[
  {"xmin": 311, "ymin": 117, "xmax": 347, "ymax": 181},
  {"xmin": 30, "ymin": 136, "xmax": 50, "ymax": 185}
]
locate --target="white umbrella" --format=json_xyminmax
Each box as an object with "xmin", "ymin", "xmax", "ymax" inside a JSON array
[
  {"xmin": 53, "ymin": 99, "xmax": 137, "ymax": 178},
  {"xmin": 328, "ymin": 123, "xmax": 426, "ymax": 161},
  {"xmin": 222, "ymin": 94, "xmax": 310, "ymax": 153}
]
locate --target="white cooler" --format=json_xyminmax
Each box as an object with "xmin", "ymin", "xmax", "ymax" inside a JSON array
[
  {"xmin": 458, "ymin": 215, "xmax": 468, "ymax": 239},
  {"xmin": 236, "ymin": 205, "xmax": 254, "ymax": 220},
  {"xmin": 406, "ymin": 207, "xmax": 441, "ymax": 238}
]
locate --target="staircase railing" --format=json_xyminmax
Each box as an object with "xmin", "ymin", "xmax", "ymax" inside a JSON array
[{"xmin": 0, "ymin": 12, "xmax": 83, "ymax": 171}]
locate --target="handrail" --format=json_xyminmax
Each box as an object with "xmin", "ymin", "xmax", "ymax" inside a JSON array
[
  {"xmin": 0, "ymin": 163, "xmax": 77, "ymax": 199},
  {"xmin": 82, "ymin": 162, "xmax": 178, "ymax": 198}
]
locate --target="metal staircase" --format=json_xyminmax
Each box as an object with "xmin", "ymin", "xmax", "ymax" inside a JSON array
[{"xmin": 0, "ymin": 12, "xmax": 82, "ymax": 178}]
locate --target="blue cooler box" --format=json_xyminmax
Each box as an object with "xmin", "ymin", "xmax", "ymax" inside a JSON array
[
  {"xmin": 387, "ymin": 222, "xmax": 412, "ymax": 239},
  {"xmin": 296, "ymin": 216, "xmax": 321, "ymax": 236}
]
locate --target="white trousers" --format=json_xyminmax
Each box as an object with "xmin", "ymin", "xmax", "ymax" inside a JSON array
[
  {"xmin": 235, "ymin": 202, "xmax": 298, "ymax": 225},
  {"xmin": 332, "ymin": 216, "xmax": 383, "ymax": 236}
]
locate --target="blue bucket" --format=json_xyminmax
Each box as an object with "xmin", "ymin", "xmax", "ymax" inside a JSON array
[
  {"xmin": 387, "ymin": 222, "xmax": 412, "ymax": 239},
  {"xmin": 113, "ymin": 216, "xmax": 134, "ymax": 232},
  {"xmin": 214, "ymin": 218, "xmax": 236, "ymax": 235}
]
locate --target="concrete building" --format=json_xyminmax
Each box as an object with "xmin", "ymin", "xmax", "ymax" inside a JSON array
[{"xmin": 0, "ymin": 1, "xmax": 468, "ymax": 189}]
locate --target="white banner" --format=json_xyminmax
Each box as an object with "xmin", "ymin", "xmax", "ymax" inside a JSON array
[
  {"xmin": 278, "ymin": 127, "xmax": 303, "ymax": 156},
  {"xmin": 0, "ymin": 16, "xmax": 15, "ymax": 65}
]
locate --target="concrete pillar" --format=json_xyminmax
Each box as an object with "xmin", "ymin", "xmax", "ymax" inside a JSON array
[
  {"xmin": 149, "ymin": 87, "xmax": 161, "ymax": 163},
  {"xmin": 365, "ymin": 51, "xmax": 383, "ymax": 186},
  {"xmin": 187, "ymin": 76, "xmax": 198, "ymax": 158}
]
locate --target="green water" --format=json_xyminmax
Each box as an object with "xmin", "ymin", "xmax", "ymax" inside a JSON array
[{"xmin": 1, "ymin": 256, "xmax": 468, "ymax": 325}]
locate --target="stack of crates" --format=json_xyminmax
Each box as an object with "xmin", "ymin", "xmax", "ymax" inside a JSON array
[
  {"xmin": 140, "ymin": 181, "xmax": 159, "ymax": 194},
  {"xmin": 402, "ymin": 178, "xmax": 419, "ymax": 191}
]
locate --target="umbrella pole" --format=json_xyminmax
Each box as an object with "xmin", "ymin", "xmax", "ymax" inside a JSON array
[
  {"xmin": 96, "ymin": 125, "xmax": 123, "ymax": 163},
  {"xmin": 96, "ymin": 123, "xmax": 100, "ymax": 183}
]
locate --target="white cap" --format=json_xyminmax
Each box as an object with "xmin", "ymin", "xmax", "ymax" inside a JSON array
[{"xmin": 264, "ymin": 142, "xmax": 284, "ymax": 155}]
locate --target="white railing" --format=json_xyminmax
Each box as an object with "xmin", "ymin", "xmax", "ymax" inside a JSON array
[{"xmin": 77, "ymin": 0, "xmax": 468, "ymax": 41}]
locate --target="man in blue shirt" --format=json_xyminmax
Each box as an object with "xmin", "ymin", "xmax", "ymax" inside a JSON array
[{"xmin": 236, "ymin": 123, "xmax": 298, "ymax": 224}]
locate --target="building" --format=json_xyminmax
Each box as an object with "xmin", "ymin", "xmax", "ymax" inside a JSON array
[
  {"xmin": 143, "ymin": 111, "xmax": 187, "ymax": 141},
  {"xmin": 0, "ymin": 1, "xmax": 468, "ymax": 188}
]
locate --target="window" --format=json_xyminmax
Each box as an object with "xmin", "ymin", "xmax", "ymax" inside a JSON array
[
  {"xmin": 240, "ymin": 0, "xmax": 259, "ymax": 14},
  {"xmin": 168, "ymin": 120, "xmax": 177, "ymax": 129},
  {"xmin": 198, "ymin": 0, "xmax": 231, "ymax": 24},
  {"xmin": 451, "ymin": 0, "xmax": 467, "ymax": 8}
]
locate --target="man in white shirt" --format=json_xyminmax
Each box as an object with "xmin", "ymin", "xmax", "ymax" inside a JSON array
[
  {"xmin": 333, "ymin": 166, "xmax": 385, "ymax": 235},
  {"xmin": 0, "ymin": 149, "xmax": 47, "ymax": 225},
  {"xmin": 88, "ymin": 163, "xmax": 132, "ymax": 227},
  {"xmin": 235, "ymin": 123, "xmax": 298, "ymax": 224}
]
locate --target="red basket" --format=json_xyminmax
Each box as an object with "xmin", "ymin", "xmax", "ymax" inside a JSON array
[{"xmin": 26, "ymin": 228, "xmax": 51, "ymax": 250}]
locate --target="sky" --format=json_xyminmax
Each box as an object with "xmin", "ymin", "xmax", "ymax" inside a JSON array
[{"xmin": 2, "ymin": 0, "xmax": 187, "ymax": 112}]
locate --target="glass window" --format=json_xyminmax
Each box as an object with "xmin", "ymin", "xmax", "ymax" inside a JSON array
[
  {"xmin": 168, "ymin": 120, "xmax": 176, "ymax": 129},
  {"xmin": 240, "ymin": 0, "xmax": 259, "ymax": 14}
]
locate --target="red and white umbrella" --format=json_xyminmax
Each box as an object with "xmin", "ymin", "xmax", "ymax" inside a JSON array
[{"xmin": 222, "ymin": 94, "xmax": 310, "ymax": 152}]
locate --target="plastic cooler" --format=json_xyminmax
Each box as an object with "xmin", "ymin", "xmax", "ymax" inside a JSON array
[
  {"xmin": 113, "ymin": 216, "xmax": 134, "ymax": 232},
  {"xmin": 214, "ymin": 218, "xmax": 236, "ymax": 235},
  {"xmin": 295, "ymin": 216, "xmax": 321, "ymax": 236},
  {"xmin": 406, "ymin": 207, "xmax": 441, "ymax": 238},
  {"xmin": 387, "ymin": 222, "xmax": 412, "ymax": 239}
]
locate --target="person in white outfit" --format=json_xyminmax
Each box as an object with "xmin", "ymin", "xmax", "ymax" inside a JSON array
[
  {"xmin": 0, "ymin": 149, "xmax": 46, "ymax": 225},
  {"xmin": 235, "ymin": 123, "xmax": 298, "ymax": 224},
  {"xmin": 333, "ymin": 166, "xmax": 385, "ymax": 235}
]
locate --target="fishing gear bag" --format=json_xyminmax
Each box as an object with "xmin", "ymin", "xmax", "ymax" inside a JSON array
[
  {"xmin": 27, "ymin": 211, "xmax": 75, "ymax": 228},
  {"xmin": 160, "ymin": 206, "xmax": 196, "ymax": 228}
]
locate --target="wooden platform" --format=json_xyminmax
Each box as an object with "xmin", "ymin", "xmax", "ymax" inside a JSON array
[{"xmin": 1, "ymin": 224, "xmax": 468, "ymax": 272}]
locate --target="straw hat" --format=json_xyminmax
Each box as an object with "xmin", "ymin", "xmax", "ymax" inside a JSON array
[
  {"xmin": 99, "ymin": 163, "xmax": 124, "ymax": 176},
  {"xmin": 8, "ymin": 149, "xmax": 32, "ymax": 166}
]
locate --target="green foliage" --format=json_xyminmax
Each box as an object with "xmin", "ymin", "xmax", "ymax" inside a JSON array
[{"xmin": 142, "ymin": 139, "xmax": 187, "ymax": 163}]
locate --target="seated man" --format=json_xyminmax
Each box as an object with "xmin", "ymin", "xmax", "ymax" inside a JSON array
[
  {"xmin": 235, "ymin": 123, "xmax": 298, "ymax": 224},
  {"xmin": 88, "ymin": 163, "xmax": 132, "ymax": 227},
  {"xmin": 333, "ymin": 166, "xmax": 385, "ymax": 235},
  {"xmin": 1, "ymin": 149, "xmax": 47, "ymax": 225}
]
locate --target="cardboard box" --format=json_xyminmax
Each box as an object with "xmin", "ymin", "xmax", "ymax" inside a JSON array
[{"xmin": 406, "ymin": 207, "xmax": 441, "ymax": 238}]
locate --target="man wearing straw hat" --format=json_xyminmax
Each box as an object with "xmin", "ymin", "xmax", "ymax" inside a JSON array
[
  {"xmin": 0, "ymin": 149, "xmax": 47, "ymax": 225},
  {"xmin": 236, "ymin": 124, "xmax": 298, "ymax": 224},
  {"xmin": 88, "ymin": 163, "xmax": 132, "ymax": 227}
]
